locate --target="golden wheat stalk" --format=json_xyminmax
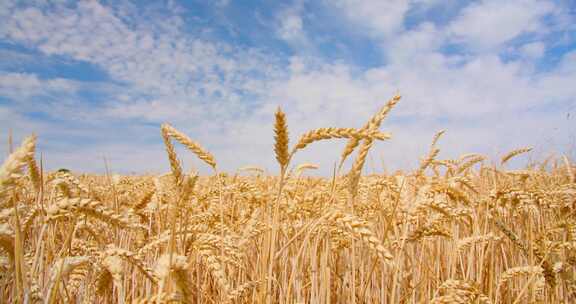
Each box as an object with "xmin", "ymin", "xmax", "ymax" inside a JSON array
[
  {"xmin": 499, "ymin": 266, "xmax": 544, "ymax": 286},
  {"xmin": 501, "ymin": 147, "xmax": 532, "ymax": 166},
  {"xmin": 562, "ymin": 155, "xmax": 575, "ymax": 183},
  {"xmin": 273, "ymin": 107, "xmax": 290, "ymax": 170},
  {"xmin": 26, "ymin": 153, "xmax": 41, "ymax": 193},
  {"xmin": 457, "ymin": 155, "xmax": 486, "ymax": 174},
  {"xmin": 340, "ymin": 94, "xmax": 400, "ymax": 167},
  {"xmin": 154, "ymin": 254, "xmax": 193, "ymax": 304},
  {"xmin": 160, "ymin": 126, "xmax": 184, "ymax": 186},
  {"xmin": 292, "ymin": 127, "xmax": 390, "ymax": 156},
  {"xmin": 416, "ymin": 130, "xmax": 445, "ymax": 177},
  {"xmin": 347, "ymin": 138, "xmax": 373, "ymax": 196},
  {"xmin": 0, "ymin": 134, "xmax": 36, "ymax": 200},
  {"xmin": 100, "ymin": 255, "xmax": 124, "ymax": 300},
  {"xmin": 161, "ymin": 123, "xmax": 217, "ymax": 170},
  {"xmin": 0, "ymin": 223, "xmax": 15, "ymax": 262},
  {"xmin": 104, "ymin": 246, "xmax": 157, "ymax": 283},
  {"xmin": 328, "ymin": 209, "xmax": 393, "ymax": 263},
  {"xmin": 238, "ymin": 166, "xmax": 265, "ymax": 174},
  {"xmin": 431, "ymin": 279, "xmax": 491, "ymax": 304},
  {"xmin": 457, "ymin": 233, "xmax": 501, "ymax": 252},
  {"xmin": 295, "ymin": 163, "xmax": 319, "ymax": 174},
  {"xmin": 45, "ymin": 256, "xmax": 91, "ymax": 302}
]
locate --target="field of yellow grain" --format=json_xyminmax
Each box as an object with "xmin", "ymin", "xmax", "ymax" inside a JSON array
[{"xmin": 1, "ymin": 95, "xmax": 575, "ymax": 303}]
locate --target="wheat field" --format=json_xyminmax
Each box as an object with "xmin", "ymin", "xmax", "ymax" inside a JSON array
[{"xmin": 1, "ymin": 95, "xmax": 575, "ymax": 303}]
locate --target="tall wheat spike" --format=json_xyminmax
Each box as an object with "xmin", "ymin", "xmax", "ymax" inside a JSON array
[
  {"xmin": 161, "ymin": 123, "xmax": 217, "ymax": 170},
  {"xmin": 339, "ymin": 94, "xmax": 400, "ymax": 168},
  {"xmin": 273, "ymin": 107, "xmax": 290, "ymax": 170},
  {"xmin": 501, "ymin": 147, "xmax": 532, "ymax": 166},
  {"xmin": 0, "ymin": 134, "xmax": 36, "ymax": 201}
]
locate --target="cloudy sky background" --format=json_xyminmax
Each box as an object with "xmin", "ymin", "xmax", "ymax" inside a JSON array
[{"xmin": 1, "ymin": 0, "xmax": 575, "ymax": 175}]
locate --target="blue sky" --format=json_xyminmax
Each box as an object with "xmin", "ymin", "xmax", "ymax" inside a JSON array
[{"xmin": 1, "ymin": 0, "xmax": 575, "ymax": 174}]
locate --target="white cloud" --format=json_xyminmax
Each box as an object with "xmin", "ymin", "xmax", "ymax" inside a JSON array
[
  {"xmin": 278, "ymin": 10, "xmax": 304, "ymax": 42},
  {"xmin": 214, "ymin": 0, "xmax": 230, "ymax": 8},
  {"xmin": 518, "ymin": 41, "xmax": 546, "ymax": 59},
  {"xmin": 0, "ymin": 72, "xmax": 78, "ymax": 100},
  {"xmin": 329, "ymin": 0, "xmax": 411, "ymax": 36},
  {"xmin": 447, "ymin": 0, "xmax": 555, "ymax": 50},
  {"xmin": 275, "ymin": 1, "xmax": 317, "ymax": 54},
  {"xmin": 385, "ymin": 22, "xmax": 444, "ymax": 63},
  {"xmin": 327, "ymin": 0, "xmax": 565, "ymax": 55},
  {"xmin": 1, "ymin": 1, "xmax": 277, "ymax": 109}
]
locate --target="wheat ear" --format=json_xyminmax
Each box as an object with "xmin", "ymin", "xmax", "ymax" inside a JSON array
[
  {"xmin": 161, "ymin": 123, "xmax": 217, "ymax": 170},
  {"xmin": 340, "ymin": 94, "xmax": 400, "ymax": 167},
  {"xmin": 347, "ymin": 138, "xmax": 374, "ymax": 196},
  {"xmin": 0, "ymin": 134, "xmax": 36, "ymax": 200},
  {"xmin": 292, "ymin": 127, "xmax": 390, "ymax": 156},
  {"xmin": 0, "ymin": 223, "xmax": 14, "ymax": 262},
  {"xmin": 274, "ymin": 107, "xmax": 290, "ymax": 170},
  {"xmin": 155, "ymin": 254, "xmax": 193, "ymax": 304},
  {"xmin": 501, "ymin": 147, "xmax": 532, "ymax": 166},
  {"xmin": 160, "ymin": 126, "xmax": 184, "ymax": 186},
  {"xmin": 328, "ymin": 209, "xmax": 393, "ymax": 263}
]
